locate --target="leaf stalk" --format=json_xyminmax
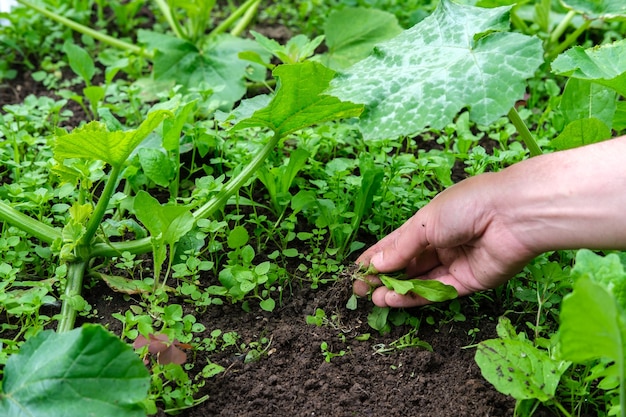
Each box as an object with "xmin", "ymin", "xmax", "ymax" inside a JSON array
[{"xmin": 507, "ymin": 107, "xmax": 542, "ymax": 157}]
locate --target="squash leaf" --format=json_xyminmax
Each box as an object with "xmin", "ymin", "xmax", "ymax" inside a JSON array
[
  {"xmin": 552, "ymin": 39, "xmax": 626, "ymax": 97},
  {"xmin": 54, "ymin": 110, "xmax": 172, "ymax": 169},
  {"xmin": 233, "ymin": 61, "xmax": 364, "ymax": 137},
  {"xmin": 0, "ymin": 325, "xmax": 149, "ymax": 417},
  {"xmin": 328, "ymin": 0, "xmax": 543, "ymax": 140}
]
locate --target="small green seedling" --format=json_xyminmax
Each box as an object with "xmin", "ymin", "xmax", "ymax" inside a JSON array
[{"xmin": 320, "ymin": 341, "xmax": 347, "ymax": 363}]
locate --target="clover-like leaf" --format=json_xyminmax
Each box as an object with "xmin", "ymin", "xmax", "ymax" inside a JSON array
[
  {"xmin": 328, "ymin": 0, "xmax": 543, "ymax": 140},
  {"xmin": 54, "ymin": 110, "xmax": 172, "ymax": 168},
  {"xmin": 560, "ymin": 0, "xmax": 626, "ymax": 19},
  {"xmin": 552, "ymin": 39, "xmax": 626, "ymax": 97},
  {"xmin": 0, "ymin": 325, "xmax": 149, "ymax": 417},
  {"xmin": 233, "ymin": 61, "xmax": 364, "ymax": 137}
]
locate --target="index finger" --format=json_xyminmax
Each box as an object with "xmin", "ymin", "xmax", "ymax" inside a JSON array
[{"xmin": 358, "ymin": 210, "xmax": 432, "ymax": 273}]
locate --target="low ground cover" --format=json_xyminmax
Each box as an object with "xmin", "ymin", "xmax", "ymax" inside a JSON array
[{"xmin": 1, "ymin": 0, "xmax": 626, "ymax": 416}]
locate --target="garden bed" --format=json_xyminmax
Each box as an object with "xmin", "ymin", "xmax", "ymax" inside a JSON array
[{"xmin": 1, "ymin": 1, "xmax": 625, "ymax": 416}]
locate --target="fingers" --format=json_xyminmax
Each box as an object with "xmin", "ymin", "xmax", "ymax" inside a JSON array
[
  {"xmin": 352, "ymin": 274, "xmax": 381, "ymax": 297},
  {"xmin": 357, "ymin": 213, "xmax": 432, "ymax": 274},
  {"xmin": 370, "ymin": 267, "xmax": 477, "ymax": 308}
]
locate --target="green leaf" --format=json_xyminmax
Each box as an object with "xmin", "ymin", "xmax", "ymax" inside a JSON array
[
  {"xmin": 259, "ymin": 298, "xmax": 276, "ymax": 312},
  {"xmin": 551, "ymin": 118, "xmax": 612, "ymax": 151},
  {"xmin": 571, "ymin": 250, "xmax": 626, "ymax": 315},
  {"xmin": 475, "ymin": 338, "xmax": 569, "ymax": 401},
  {"xmin": 133, "ymin": 191, "xmax": 194, "ymax": 246},
  {"xmin": 614, "ymin": 101, "xmax": 626, "ymax": 131},
  {"xmin": 138, "ymin": 31, "xmax": 269, "ymax": 109},
  {"xmin": 552, "ymin": 39, "xmax": 626, "ymax": 97},
  {"xmin": 379, "ymin": 275, "xmax": 458, "ymax": 302},
  {"xmin": 163, "ymin": 99, "xmax": 197, "ymax": 152},
  {"xmin": 322, "ymin": 7, "xmax": 403, "ymax": 70},
  {"xmin": 251, "ymin": 31, "xmax": 324, "ymax": 64},
  {"xmin": 328, "ymin": 0, "xmax": 543, "ymax": 140},
  {"xmin": 54, "ymin": 110, "xmax": 172, "ymax": 168},
  {"xmin": 227, "ymin": 225, "xmax": 249, "ymax": 249},
  {"xmin": 0, "ymin": 325, "xmax": 149, "ymax": 417},
  {"xmin": 560, "ymin": 78, "xmax": 617, "ymax": 128},
  {"xmin": 63, "ymin": 42, "xmax": 95, "ymax": 84},
  {"xmin": 559, "ymin": 275, "xmax": 624, "ymax": 364},
  {"xmin": 367, "ymin": 306, "xmax": 390, "ymax": 332},
  {"xmin": 83, "ymin": 85, "xmax": 105, "ymax": 106},
  {"xmin": 138, "ymin": 148, "xmax": 175, "ymax": 187},
  {"xmin": 233, "ymin": 61, "xmax": 364, "ymax": 137},
  {"xmin": 560, "ymin": 0, "xmax": 626, "ymax": 19},
  {"xmin": 558, "ymin": 250, "xmax": 626, "ymax": 386}
]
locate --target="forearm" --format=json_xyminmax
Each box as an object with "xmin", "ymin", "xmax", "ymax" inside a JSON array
[{"xmin": 496, "ymin": 136, "xmax": 626, "ymax": 253}]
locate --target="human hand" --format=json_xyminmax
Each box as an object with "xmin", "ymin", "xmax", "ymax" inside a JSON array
[{"xmin": 353, "ymin": 173, "xmax": 538, "ymax": 308}]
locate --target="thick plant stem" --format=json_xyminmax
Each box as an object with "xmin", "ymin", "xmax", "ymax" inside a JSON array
[
  {"xmin": 17, "ymin": 0, "xmax": 151, "ymax": 58},
  {"xmin": 230, "ymin": 0, "xmax": 261, "ymax": 37},
  {"xmin": 91, "ymin": 133, "xmax": 283, "ymax": 258},
  {"xmin": 194, "ymin": 132, "xmax": 282, "ymax": 220},
  {"xmin": 82, "ymin": 165, "xmax": 122, "ymax": 246},
  {"xmin": 508, "ymin": 107, "xmax": 542, "ymax": 157},
  {"xmin": 547, "ymin": 19, "xmax": 592, "ymax": 61},
  {"xmin": 152, "ymin": 0, "xmax": 185, "ymax": 40},
  {"xmin": 550, "ymin": 10, "xmax": 576, "ymax": 44},
  {"xmin": 0, "ymin": 200, "xmax": 61, "ymax": 244},
  {"xmin": 209, "ymin": 0, "xmax": 260, "ymax": 38},
  {"xmin": 57, "ymin": 259, "xmax": 88, "ymax": 333}
]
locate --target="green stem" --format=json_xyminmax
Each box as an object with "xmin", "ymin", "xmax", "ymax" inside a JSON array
[
  {"xmin": 509, "ymin": 7, "xmax": 529, "ymax": 34},
  {"xmin": 16, "ymin": 0, "xmax": 151, "ymax": 58},
  {"xmin": 550, "ymin": 398, "xmax": 572, "ymax": 417},
  {"xmin": 82, "ymin": 165, "xmax": 122, "ymax": 246},
  {"xmin": 549, "ymin": 10, "xmax": 576, "ymax": 44},
  {"xmin": 193, "ymin": 132, "xmax": 281, "ymax": 220},
  {"xmin": 0, "ymin": 200, "xmax": 62, "ymax": 244},
  {"xmin": 152, "ymin": 0, "xmax": 185, "ymax": 40},
  {"xmin": 91, "ymin": 132, "xmax": 282, "ymax": 258},
  {"xmin": 90, "ymin": 237, "xmax": 152, "ymax": 258},
  {"xmin": 57, "ymin": 259, "xmax": 88, "ymax": 333},
  {"xmin": 507, "ymin": 107, "xmax": 542, "ymax": 157},
  {"xmin": 618, "ymin": 354, "xmax": 626, "ymax": 417},
  {"xmin": 208, "ymin": 0, "xmax": 259, "ymax": 38},
  {"xmin": 547, "ymin": 19, "xmax": 592, "ymax": 61},
  {"xmin": 230, "ymin": 0, "xmax": 260, "ymax": 37}
]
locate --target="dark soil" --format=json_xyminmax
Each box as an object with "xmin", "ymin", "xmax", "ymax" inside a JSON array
[{"xmin": 87, "ymin": 276, "xmax": 517, "ymax": 417}]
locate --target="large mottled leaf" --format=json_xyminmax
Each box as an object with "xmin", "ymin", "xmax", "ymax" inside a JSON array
[
  {"xmin": 54, "ymin": 110, "xmax": 172, "ymax": 168},
  {"xmin": 322, "ymin": 7, "xmax": 403, "ymax": 70},
  {"xmin": 0, "ymin": 325, "xmax": 149, "ymax": 417},
  {"xmin": 328, "ymin": 0, "xmax": 543, "ymax": 140},
  {"xmin": 138, "ymin": 31, "xmax": 270, "ymax": 109},
  {"xmin": 552, "ymin": 39, "xmax": 626, "ymax": 97},
  {"xmin": 475, "ymin": 338, "xmax": 569, "ymax": 401},
  {"xmin": 561, "ymin": 0, "xmax": 626, "ymax": 19},
  {"xmin": 233, "ymin": 61, "xmax": 363, "ymax": 137}
]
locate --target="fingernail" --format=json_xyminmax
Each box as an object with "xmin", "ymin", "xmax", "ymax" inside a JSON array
[{"xmin": 371, "ymin": 252, "xmax": 383, "ymax": 271}]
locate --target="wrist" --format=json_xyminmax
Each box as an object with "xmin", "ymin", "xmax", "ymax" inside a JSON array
[{"xmin": 496, "ymin": 138, "xmax": 626, "ymax": 253}]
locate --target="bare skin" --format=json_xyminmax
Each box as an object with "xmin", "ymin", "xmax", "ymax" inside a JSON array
[{"xmin": 354, "ymin": 136, "xmax": 626, "ymax": 308}]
